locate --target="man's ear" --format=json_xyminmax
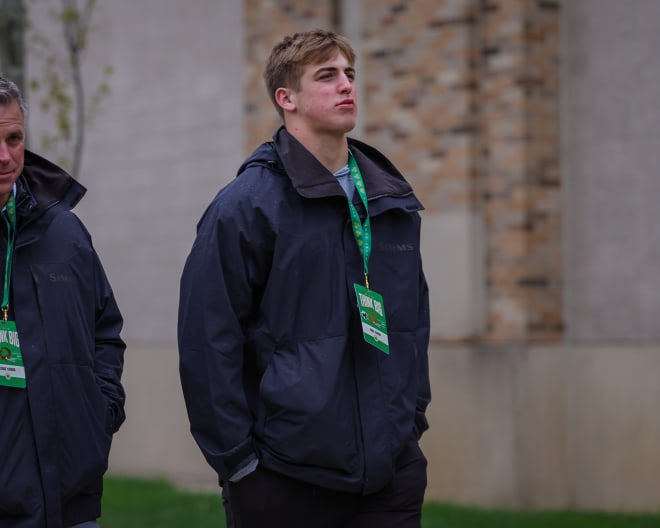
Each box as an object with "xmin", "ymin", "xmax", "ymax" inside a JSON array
[{"xmin": 275, "ymin": 87, "xmax": 296, "ymax": 113}]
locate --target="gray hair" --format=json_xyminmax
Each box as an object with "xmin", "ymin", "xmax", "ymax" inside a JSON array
[{"xmin": 0, "ymin": 76, "xmax": 28, "ymax": 117}]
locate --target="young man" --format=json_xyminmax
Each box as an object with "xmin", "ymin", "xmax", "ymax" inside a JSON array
[
  {"xmin": 179, "ymin": 29, "xmax": 430, "ymax": 528},
  {"xmin": 0, "ymin": 76, "xmax": 126, "ymax": 528}
]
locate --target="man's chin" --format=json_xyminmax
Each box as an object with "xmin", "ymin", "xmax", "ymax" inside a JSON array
[
  {"xmin": 339, "ymin": 121, "xmax": 357, "ymax": 134},
  {"xmin": 0, "ymin": 178, "xmax": 17, "ymax": 195}
]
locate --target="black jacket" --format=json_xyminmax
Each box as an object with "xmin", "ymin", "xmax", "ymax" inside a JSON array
[
  {"xmin": 0, "ymin": 151, "xmax": 126, "ymax": 527},
  {"xmin": 179, "ymin": 127, "xmax": 430, "ymax": 495}
]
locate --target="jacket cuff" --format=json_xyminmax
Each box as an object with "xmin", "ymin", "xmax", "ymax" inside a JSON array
[{"xmin": 229, "ymin": 457, "xmax": 259, "ymax": 482}]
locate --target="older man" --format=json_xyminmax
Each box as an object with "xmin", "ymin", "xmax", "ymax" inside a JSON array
[{"xmin": 0, "ymin": 76, "xmax": 126, "ymax": 528}]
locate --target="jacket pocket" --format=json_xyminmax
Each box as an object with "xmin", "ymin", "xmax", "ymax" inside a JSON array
[
  {"xmin": 51, "ymin": 364, "xmax": 112, "ymax": 500},
  {"xmin": 0, "ymin": 453, "xmax": 41, "ymax": 517},
  {"xmin": 380, "ymin": 331, "xmax": 422, "ymax": 442},
  {"xmin": 257, "ymin": 336, "xmax": 360, "ymax": 472}
]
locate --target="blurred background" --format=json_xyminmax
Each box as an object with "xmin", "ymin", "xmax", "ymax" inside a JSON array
[{"xmin": 2, "ymin": 0, "xmax": 660, "ymax": 513}]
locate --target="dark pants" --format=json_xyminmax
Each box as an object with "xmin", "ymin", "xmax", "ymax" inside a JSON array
[{"xmin": 223, "ymin": 440, "xmax": 427, "ymax": 528}]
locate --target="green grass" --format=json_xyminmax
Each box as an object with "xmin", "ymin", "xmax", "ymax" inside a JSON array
[
  {"xmin": 100, "ymin": 475, "xmax": 660, "ymax": 528},
  {"xmin": 101, "ymin": 476, "xmax": 225, "ymax": 528}
]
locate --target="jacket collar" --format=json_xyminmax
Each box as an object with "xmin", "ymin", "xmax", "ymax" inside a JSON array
[{"xmin": 271, "ymin": 126, "xmax": 416, "ymax": 202}]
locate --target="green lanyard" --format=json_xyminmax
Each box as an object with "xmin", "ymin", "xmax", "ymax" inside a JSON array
[
  {"xmin": 347, "ymin": 151, "xmax": 372, "ymax": 289},
  {"xmin": 2, "ymin": 192, "xmax": 16, "ymax": 321}
]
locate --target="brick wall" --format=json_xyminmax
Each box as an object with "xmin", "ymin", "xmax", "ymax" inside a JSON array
[
  {"xmin": 243, "ymin": 0, "xmax": 562, "ymax": 341},
  {"xmin": 476, "ymin": 0, "xmax": 562, "ymax": 340}
]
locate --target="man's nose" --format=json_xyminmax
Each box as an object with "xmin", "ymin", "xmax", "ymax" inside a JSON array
[
  {"xmin": 0, "ymin": 142, "xmax": 10, "ymax": 163},
  {"xmin": 338, "ymin": 74, "xmax": 353, "ymax": 93}
]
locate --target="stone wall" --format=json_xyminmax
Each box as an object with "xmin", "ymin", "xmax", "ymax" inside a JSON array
[
  {"xmin": 476, "ymin": 0, "xmax": 562, "ymax": 340},
  {"xmin": 244, "ymin": 0, "xmax": 563, "ymax": 341},
  {"xmin": 563, "ymin": 0, "xmax": 660, "ymax": 341}
]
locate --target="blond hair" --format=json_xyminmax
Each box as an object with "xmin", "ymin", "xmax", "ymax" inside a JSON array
[{"xmin": 264, "ymin": 29, "xmax": 356, "ymax": 119}]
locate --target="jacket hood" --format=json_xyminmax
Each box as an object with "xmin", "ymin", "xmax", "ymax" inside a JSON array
[
  {"xmin": 238, "ymin": 126, "xmax": 418, "ymax": 203},
  {"xmin": 19, "ymin": 150, "xmax": 86, "ymax": 219}
]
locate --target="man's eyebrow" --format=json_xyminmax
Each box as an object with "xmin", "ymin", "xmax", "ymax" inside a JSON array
[{"xmin": 313, "ymin": 65, "xmax": 356, "ymax": 75}]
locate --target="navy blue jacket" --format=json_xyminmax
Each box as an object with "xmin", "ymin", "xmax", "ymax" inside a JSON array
[
  {"xmin": 0, "ymin": 151, "xmax": 126, "ymax": 527},
  {"xmin": 178, "ymin": 127, "xmax": 430, "ymax": 495}
]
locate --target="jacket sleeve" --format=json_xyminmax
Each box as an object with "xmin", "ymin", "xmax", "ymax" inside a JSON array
[
  {"xmin": 178, "ymin": 182, "xmax": 270, "ymax": 482},
  {"xmin": 414, "ymin": 266, "xmax": 431, "ymax": 439},
  {"xmin": 91, "ymin": 248, "xmax": 127, "ymax": 434}
]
